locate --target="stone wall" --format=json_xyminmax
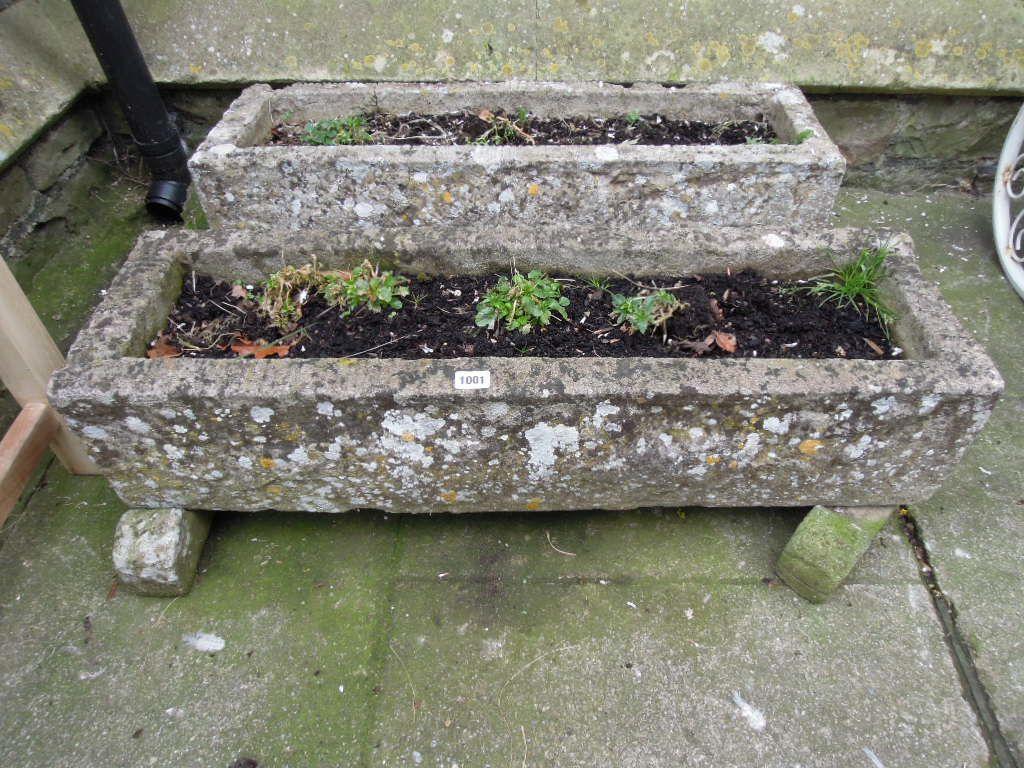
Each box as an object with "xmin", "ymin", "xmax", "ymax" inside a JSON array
[
  {"xmin": 810, "ymin": 94, "xmax": 1019, "ymax": 190},
  {"xmin": 0, "ymin": 108, "xmax": 103, "ymax": 240}
]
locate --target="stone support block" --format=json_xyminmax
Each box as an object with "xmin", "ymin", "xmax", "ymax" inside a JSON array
[
  {"xmin": 777, "ymin": 505, "xmax": 893, "ymax": 603},
  {"xmin": 112, "ymin": 507, "xmax": 212, "ymax": 596}
]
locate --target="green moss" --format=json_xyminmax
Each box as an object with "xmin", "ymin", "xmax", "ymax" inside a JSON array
[
  {"xmin": 182, "ymin": 192, "xmax": 209, "ymax": 230},
  {"xmin": 0, "ymin": 159, "xmax": 147, "ymax": 435},
  {"xmin": 10, "ymin": 162, "xmax": 147, "ymax": 351},
  {"xmin": 0, "ymin": 466, "xmax": 400, "ymax": 766}
]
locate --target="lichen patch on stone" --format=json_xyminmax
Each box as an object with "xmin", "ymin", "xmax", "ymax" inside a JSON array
[
  {"xmin": 250, "ymin": 406, "xmax": 275, "ymax": 424},
  {"xmin": 524, "ymin": 422, "xmax": 580, "ymax": 479}
]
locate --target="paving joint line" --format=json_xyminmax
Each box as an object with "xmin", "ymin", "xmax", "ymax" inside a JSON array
[
  {"xmin": 901, "ymin": 507, "xmax": 1021, "ymax": 768},
  {"xmin": 357, "ymin": 515, "xmax": 407, "ymax": 768}
]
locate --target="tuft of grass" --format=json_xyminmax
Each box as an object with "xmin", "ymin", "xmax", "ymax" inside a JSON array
[
  {"xmin": 585, "ymin": 276, "xmax": 611, "ymax": 292},
  {"xmin": 475, "ymin": 269, "xmax": 569, "ymax": 334},
  {"xmin": 804, "ymin": 247, "xmax": 895, "ymax": 327},
  {"xmin": 301, "ymin": 116, "xmax": 372, "ymax": 146},
  {"xmin": 626, "ymin": 109, "xmax": 642, "ymax": 126},
  {"xmin": 610, "ymin": 290, "xmax": 683, "ymax": 338}
]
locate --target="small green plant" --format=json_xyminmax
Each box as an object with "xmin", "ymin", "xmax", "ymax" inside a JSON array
[
  {"xmin": 626, "ymin": 110, "xmax": 642, "ymax": 126},
  {"xmin": 804, "ymin": 247, "xmax": 895, "ymax": 326},
  {"xmin": 260, "ymin": 261, "xmax": 326, "ymax": 329},
  {"xmin": 610, "ymin": 290, "xmax": 683, "ymax": 337},
  {"xmin": 301, "ymin": 116, "xmax": 372, "ymax": 146},
  {"xmin": 323, "ymin": 260, "xmax": 410, "ymax": 316},
  {"xmin": 585, "ymin": 276, "xmax": 611, "ymax": 292},
  {"xmin": 475, "ymin": 269, "xmax": 569, "ymax": 334},
  {"xmin": 794, "ymin": 128, "xmax": 815, "ymax": 144},
  {"xmin": 474, "ymin": 107, "xmax": 532, "ymax": 145}
]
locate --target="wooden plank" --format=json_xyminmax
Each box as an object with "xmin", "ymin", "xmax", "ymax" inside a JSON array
[
  {"xmin": 0, "ymin": 256, "xmax": 98, "ymax": 474},
  {"xmin": 0, "ymin": 403, "xmax": 58, "ymax": 527}
]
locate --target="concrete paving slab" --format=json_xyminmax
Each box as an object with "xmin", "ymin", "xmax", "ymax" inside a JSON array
[
  {"xmin": 0, "ymin": 0, "xmax": 96, "ymax": 165},
  {"xmin": 369, "ymin": 579, "xmax": 986, "ymax": 767},
  {"xmin": 834, "ymin": 188, "xmax": 1024, "ymax": 760},
  {"xmin": 0, "ymin": 467, "xmax": 400, "ymax": 767}
]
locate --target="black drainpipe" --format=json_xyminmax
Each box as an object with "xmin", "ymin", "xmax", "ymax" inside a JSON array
[{"xmin": 69, "ymin": 0, "xmax": 191, "ymax": 220}]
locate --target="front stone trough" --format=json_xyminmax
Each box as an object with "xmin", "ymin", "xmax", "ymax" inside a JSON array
[
  {"xmin": 189, "ymin": 81, "xmax": 845, "ymax": 234},
  {"xmin": 49, "ymin": 227, "xmax": 1002, "ymax": 600}
]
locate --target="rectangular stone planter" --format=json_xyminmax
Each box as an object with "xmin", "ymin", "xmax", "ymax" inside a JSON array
[
  {"xmin": 50, "ymin": 226, "xmax": 1002, "ymax": 517},
  {"xmin": 189, "ymin": 81, "xmax": 845, "ymax": 234}
]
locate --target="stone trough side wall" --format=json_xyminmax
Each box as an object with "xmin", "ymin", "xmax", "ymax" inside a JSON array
[
  {"xmin": 49, "ymin": 228, "xmax": 1003, "ymax": 515},
  {"xmin": 189, "ymin": 81, "xmax": 846, "ymax": 234}
]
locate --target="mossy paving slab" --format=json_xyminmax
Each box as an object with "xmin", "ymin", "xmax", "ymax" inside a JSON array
[
  {"xmin": 0, "ymin": 467, "xmax": 399, "ymax": 768},
  {"xmin": 397, "ymin": 507, "xmax": 915, "ymax": 585},
  {"xmin": 918, "ymin": 411, "xmax": 1024, "ymax": 758},
  {"xmin": 5, "ymin": 0, "xmax": 1024, "ymax": 167},
  {"xmin": 368, "ymin": 580, "xmax": 986, "ymax": 767},
  {"xmin": 836, "ymin": 188, "xmax": 1024, "ymax": 757}
]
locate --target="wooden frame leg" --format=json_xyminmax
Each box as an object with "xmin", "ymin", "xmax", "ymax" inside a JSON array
[
  {"xmin": 0, "ymin": 256, "xmax": 98, "ymax": 475},
  {"xmin": 0, "ymin": 403, "xmax": 58, "ymax": 526}
]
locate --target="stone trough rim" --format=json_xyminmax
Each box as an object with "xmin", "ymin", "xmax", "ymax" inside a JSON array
[
  {"xmin": 190, "ymin": 79, "xmax": 845, "ymax": 170},
  {"xmin": 49, "ymin": 227, "xmax": 1004, "ymax": 406}
]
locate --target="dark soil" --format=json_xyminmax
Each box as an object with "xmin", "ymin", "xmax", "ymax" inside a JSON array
[
  {"xmin": 269, "ymin": 110, "xmax": 776, "ymax": 147},
  {"xmin": 153, "ymin": 271, "xmax": 898, "ymax": 361}
]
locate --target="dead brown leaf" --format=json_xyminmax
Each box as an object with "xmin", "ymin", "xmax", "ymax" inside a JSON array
[
  {"xmin": 680, "ymin": 334, "xmax": 716, "ymax": 355},
  {"xmin": 230, "ymin": 337, "xmax": 293, "ymax": 359},
  {"xmin": 229, "ymin": 284, "xmax": 249, "ymax": 300},
  {"xmin": 147, "ymin": 333, "xmax": 181, "ymax": 359},
  {"xmin": 713, "ymin": 331, "xmax": 738, "ymax": 353},
  {"xmin": 478, "ymin": 108, "xmax": 495, "ymax": 122},
  {"xmin": 709, "ymin": 298, "xmax": 724, "ymax": 323}
]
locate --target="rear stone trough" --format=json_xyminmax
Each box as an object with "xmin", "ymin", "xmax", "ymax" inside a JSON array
[
  {"xmin": 49, "ymin": 227, "xmax": 1001, "ymax": 599},
  {"xmin": 189, "ymin": 81, "xmax": 845, "ymax": 234}
]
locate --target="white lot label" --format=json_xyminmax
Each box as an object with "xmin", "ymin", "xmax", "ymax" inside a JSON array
[{"xmin": 453, "ymin": 370, "xmax": 491, "ymax": 390}]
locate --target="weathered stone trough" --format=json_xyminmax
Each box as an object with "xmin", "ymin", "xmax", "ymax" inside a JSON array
[
  {"xmin": 189, "ymin": 81, "xmax": 845, "ymax": 233},
  {"xmin": 49, "ymin": 227, "xmax": 1001, "ymax": 599}
]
